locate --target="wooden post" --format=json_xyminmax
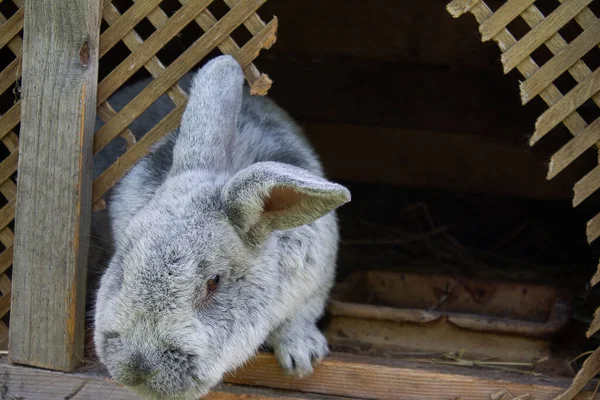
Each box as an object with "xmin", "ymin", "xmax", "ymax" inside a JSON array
[{"xmin": 8, "ymin": 0, "xmax": 100, "ymax": 371}]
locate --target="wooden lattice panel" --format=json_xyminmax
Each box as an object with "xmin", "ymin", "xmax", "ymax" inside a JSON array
[
  {"xmin": 0, "ymin": 0, "xmax": 23, "ymax": 350},
  {"xmin": 446, "ymin": 1, "xmax": 600, "ymax": 398},
  {"xmin": 0, "ymin": 0, "xmax": 276, "ymax": 349},
  {"xmin": 93, "ymin": 0, "xmax": 277, "ymax": 208},
  {"xmin": 447, "ymin": 0, "xmax": 600, "ymax": 240}
]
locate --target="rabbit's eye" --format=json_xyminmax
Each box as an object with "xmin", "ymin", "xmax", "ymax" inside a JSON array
[{"xmin": 207, "ymin": 275, "xmax": 220, "ymax": 295}]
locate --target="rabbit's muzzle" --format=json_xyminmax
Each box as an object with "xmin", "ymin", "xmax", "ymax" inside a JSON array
[{"xmin": 110, "ymin": 346, "xmax": 205, "ymax": 398}]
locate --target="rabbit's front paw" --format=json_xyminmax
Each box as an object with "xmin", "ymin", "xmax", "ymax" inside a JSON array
[{"xmin": 273, "ymin": 324, "xmax": 329, "ymax": 378}]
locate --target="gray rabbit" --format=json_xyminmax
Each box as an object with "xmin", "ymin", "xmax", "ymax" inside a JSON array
[{"xmin": 92, "ymin": 55, "xmax": 350, "ymax": 399}]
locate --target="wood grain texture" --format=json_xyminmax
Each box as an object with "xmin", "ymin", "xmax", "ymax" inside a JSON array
[
  {"xmin": 183, "ymin": 0, "xmax": 268, "ymax": 89},
  {"xmin": 520, "ymin": 19, "xmax": 600, "ymax": 104},
  {"xmin": 554, "ymin": 347, "xmax": 600, "ymax": 400},
  {"xmin": 521, "ymin": 3, "xmax": 600, "ymax": 117},
  {"xmin": 226, "ymin": 353, "xmax": 593, "ymax": 400},
  {"xmin": 573, "ymin": 164, "xmax": 600, "ymax": 206},
  {"xmin": 479, "ymin": 0, "xmax": 536, "ymax": 41},
  {"xmin": 586, "ymin": 307, "xmax": 600, "ymax": 337},
  {"xmin": 0, "ymin": 362, "xmax": 346, "ymax": 400},
  {"xmin": 586, "ymin": 212, "xmax": 600, "ymax": 243},
  {"xmin": 548, "ymin": 118, "xmax": 600, "ymax": 179},
  {"xmin": 0, "ymin": 102, "xmax": 20, "ymax": 140},
  {"xmin": 592, "ymin": 262, "xmax": 600, "ymax": 286},
  {"xmin": 0, "ymin": 54, "xmax": 22, "ymax": 96},
  {"xmin": 501, "ymin": 0, "xmax": 593, "ymax": 73},
  {"xmin": 447, "ymin": 0, "xmax": 481, "ymax": 18},
  {"xmin": 9, "ymin": 0, "xmax": 100, "ymax": 371},
  {"xmin": 464, "ymin": 1, "xmax": 600, "ymax": 172},
  {"xmin": 97, "ymin": 0, "xmax": 212, "ymax": 104},
  {"xmin": 223, "ymin": 0, "xmax": 266, "ymax": 35},
  {"xmin": 99, "ymin": 0, "xmax": 163, "ymax": 57},
  {"xmin": 0, "ymin": 247, "xmax": 13, "ymax": 276},
  {"xmin": 532, "ymin": 66, "xmax": 600, "ymax": 145},
  {"xmin": 0, "ymin": 7, "xmax": 23, "ymax": 49}
]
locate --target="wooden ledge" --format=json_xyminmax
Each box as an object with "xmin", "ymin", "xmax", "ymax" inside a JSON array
[
  {"xmin": 226, "ymin": 353, "xmax": 594, "ymax": 400},
  {"xmin": 0, "ymin": 353, "xmax": 595, "ymax": 399}
]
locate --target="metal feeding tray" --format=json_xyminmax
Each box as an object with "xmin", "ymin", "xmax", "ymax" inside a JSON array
[{"xmin": 325, "ymin": 271, "xmax": 571, "ymax": 363}]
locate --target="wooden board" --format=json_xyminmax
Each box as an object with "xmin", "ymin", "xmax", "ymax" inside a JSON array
[
  {"xmin": 303, "ymin": 123, "xmax": 588, "ymax": 200},
  {"xmin": 8, "ymin": 0, "xmax": 100, "ymax": 371},
  {"xmin": 0, "ymin": 354, "xmax": 595, "ymax": 400},
  {"xmin": 226, "ymin": 353, "xmax": 595, "ymax": 400},
  {"xmin": 0, "ymin": 361, "xmax": 343, "ymax": 400}
]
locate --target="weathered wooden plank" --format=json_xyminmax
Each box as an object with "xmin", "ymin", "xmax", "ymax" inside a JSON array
[
  {"xmin": 0, "ymin": 199, "xmax": 15, "ymax": 232},
  {"xmin": 0, "ymin": 274, "xmax": 11, "ymax": 297},
  {"xmin": 0, "ymin": 102, "xmax": 21, "ymax": 141},
  {"xmin": 0, "ymin": 150, "xmax": 18, "ymax": 187},
  {"xmin": 0, "ymin": 246, "xmax": 13, "ymax": 275},
  {"xmin": 94, "ymin": 0, "xmax": 267, "ymax": 154},
  {"xmin": 479, "ymin": 0, "xmax": 536, "ymax": 42},
  {"xmin": 0, "ymin": 293, "xmax": 10, "ymax": 318},
  {"xmin": 501, "ymin": 0, "xmax": 593, "ymax": 73},
  {"xmin": 97, "ymin": 0, "xmax": 212, "ymax": 104},
  {"xmin": 587, "ymin": 307, "xmax": 600, "ymax": 337},
  {"xmin": 99, "ymin": 0, "xmax": 164, "ymax": 57},
  {"xmin": 223, "ymin": 0, "xmax": 266, "ymax": 35},
  {"xmin": 571, "ymin": 0, "xmax": 600, "ymax": 33},
  {"xmin": 586, "ymin": 212, "xmax": 600, "ymax": 243},
  {"xmin": 592, "ymin": 261, "xmax": 600, "ymax": 287},
  {"xmin": 0, "ymin": 1, "xmax": 23, "ymax": 56},
  {"xmin": 520, "ymin": 19, "xmax": 600, "ymax": 104},
  {"xmin": 9, "ymin": 0, "xmax": 100, "ymax": 371},
  {"xmin": 0, "ymin": 322, "xmax": 7, "ymax": 348},
  {"xmin": 532, "ymin": 67, "xmax": 600, "ymax": 145},
  {"xmin": 554, "ymin": 347, "xmax": 600, "ymax": 400},
  {"xmin": 235, "ymin": 18, "xmax": 278, "ymax": 67},
  {"xmin": 548, "ymin": 118, "xmax": 600, "ymax": 179},
  {"xmin": 227, "ymin": 353, "xmax": 593, "ymax": 400},
  {"xmin": 0, "ymin": 7, "xmax": 24, "ymax": 49},
  {"xmin": 0, "ymin": 361, "xmax": 344, "ymax": 400},
  {"xmin": 447, "ymin": 0, "xmax": 481, "ymax": 18},
  {"xmin": 2, "ymin": 132, "xmax": 18, "ymax": 153},
  {"xmin": 573, "ymin": 164, "xmax": 600, "ymax": 206},
  {"xmin": 0, "ymin": 54, "xmax": 21, "ymax": 96}
]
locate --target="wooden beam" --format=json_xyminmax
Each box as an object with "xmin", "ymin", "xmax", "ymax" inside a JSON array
[
  {"xmin": 0, "ymin": 361, "xmax": 346, "ymax": 400},
  {"xmin": 9, "ymin": 0, "xmax": 100, "ymax": 371},
  {"xmin": 303, "ymin": 123, "xmax": 587, "ymax": 200},
  {"xmin": 227, "ymin": 353, "xmax": 595, "ymax": 400},
  {"xmin": 479, "ymin": 0, "xmax": 536, "ymax": 42}
]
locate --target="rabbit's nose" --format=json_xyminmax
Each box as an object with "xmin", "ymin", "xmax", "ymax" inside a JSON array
[{"xmin": 120, "ymin": 352, "xmax": 155, "ymax": 386}]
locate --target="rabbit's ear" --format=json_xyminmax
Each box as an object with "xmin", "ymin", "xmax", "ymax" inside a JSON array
[
  {"xmin": 222, "ymin": 162, "xmax": 351, "ymax": 243},
  {"xmin": 171, "ymin": 55, "xmax": 244, "ymax": 174}
]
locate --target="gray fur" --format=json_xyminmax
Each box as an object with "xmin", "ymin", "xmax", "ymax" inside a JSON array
[{"xmin": 93, "ymin": 56, "xmax": 350, "ymax": 399}]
